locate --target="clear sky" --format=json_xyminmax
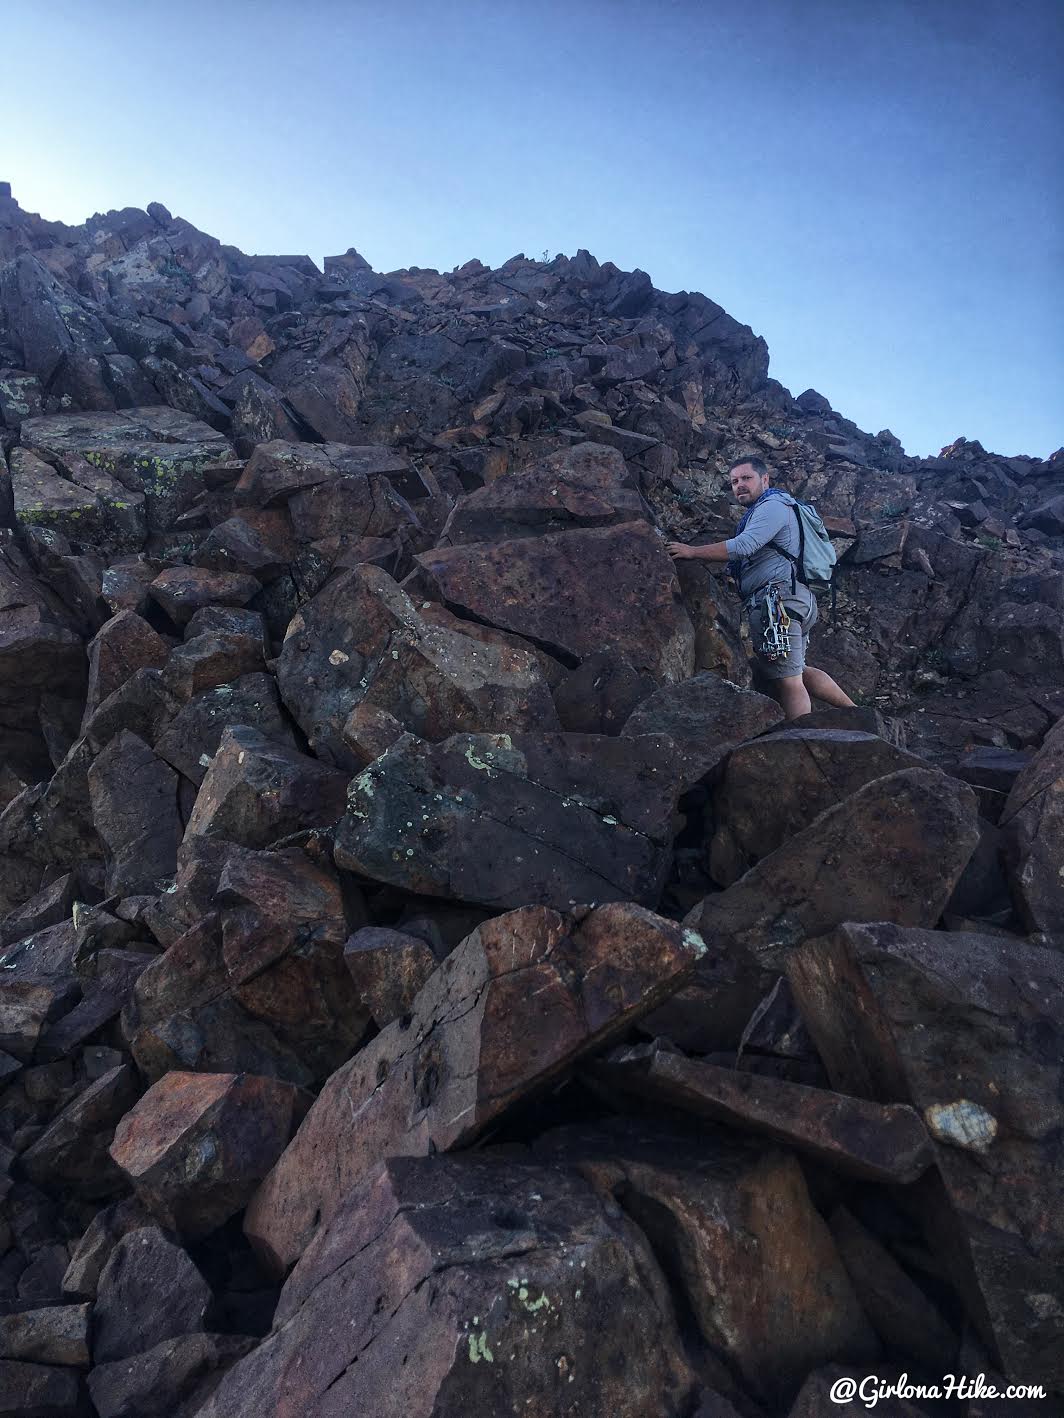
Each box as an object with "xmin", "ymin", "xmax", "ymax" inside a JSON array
[{"xmin": 6, "ymin": 0, "xmax": 1061, "ymax": 458}]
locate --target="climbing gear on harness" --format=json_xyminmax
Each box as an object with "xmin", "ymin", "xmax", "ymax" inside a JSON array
[{"xmin": 759, "ymin": 583, "xmax": 793, "ymax": 661}]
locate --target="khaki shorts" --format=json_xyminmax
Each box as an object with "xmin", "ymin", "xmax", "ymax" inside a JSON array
[{"xmin": 747, "ymin": 584, "xmax": 818, "ymax": 681}]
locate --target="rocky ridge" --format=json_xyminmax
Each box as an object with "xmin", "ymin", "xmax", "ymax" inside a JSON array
[{"xmin": 0, "ymin": 182, "xmax": 1061, "ymax": 1416}]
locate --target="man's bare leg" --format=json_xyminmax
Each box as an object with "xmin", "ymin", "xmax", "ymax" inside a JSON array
[
  {"xmin": 802, "ymin": 665, "xmax": 856, "ymax": 708},
  {"xmin": 775, "ymin": 674, "xmax": 812, "ymax": 720}
]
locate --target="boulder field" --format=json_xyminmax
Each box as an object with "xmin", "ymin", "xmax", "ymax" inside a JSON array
[{"xmin": 0, "ymin": 184, "xmax": 1061, "ymax": 1415}]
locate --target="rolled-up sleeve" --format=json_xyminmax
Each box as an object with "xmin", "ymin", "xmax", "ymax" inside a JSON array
[{"xmin": 725, "ymin": 501, "xmax": 791, "ymax": 557}]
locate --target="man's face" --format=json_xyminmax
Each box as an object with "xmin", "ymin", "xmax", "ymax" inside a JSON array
[{"xmin": 730, "ymin": 463, "xmax": 770, "ymax": 506}]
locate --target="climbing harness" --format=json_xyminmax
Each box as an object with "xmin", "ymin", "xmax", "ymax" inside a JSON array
[{"xmin": 759, "ymin": 583, "xmax": 793, "ymax": 661}]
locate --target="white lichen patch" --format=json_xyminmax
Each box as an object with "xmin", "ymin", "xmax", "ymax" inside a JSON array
[
  {"xmin": 681, "ymin": 927, "xmax": 708, "ymax": 957},
  {"xmin": 328, "ymin": 649, "xmax": 349, "ymax": 665},
  {"xmin": 923, "ymin": 1099, "xmax": 998, "ymax": 1152}
]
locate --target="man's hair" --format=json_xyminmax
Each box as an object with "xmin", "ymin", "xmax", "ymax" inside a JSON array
[{"xmin": 728, "ymin": 455, "xmax": 770, "ymax": 479}]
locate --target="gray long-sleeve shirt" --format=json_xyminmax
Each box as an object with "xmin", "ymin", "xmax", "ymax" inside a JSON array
[{"xmin": 725, "ymin": 495, "xmax": 800, "ymax": 602}]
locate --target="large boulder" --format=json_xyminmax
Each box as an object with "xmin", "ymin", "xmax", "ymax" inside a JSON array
[
  {"xmin": 707, "ymin": 727, "xmax": 928, "ymax": 884},
  {"xmin": 129, "ymin": 844, "xmax": 368, "ymax": 1087},
  {"xmin": 999, "ymin": 714, "xmax": 1064, "ymax": 935},
  {"xmin": 646, "ymin": 767, "xmax": 979, "ymax": 1052},
  {"xmin": 92, "ymin": 1227, "xmax": 211, "ymax": 1364},
  {"xmin": 413, "ymin": 521, "xmax": 695, "ymax": 682},
  {"xmin": 274, "ymin": 564, "xmax": 558, "ymax": 768},
  {"xmin": 534, "ymin": 1118, "xmax": 879, "ymax": 1408},
  {"xmin": 20, "ymin": 408, "xmax": 233, "ymax": 532},
  {"xmin": 787, "ymin": 922, "xmax": 1064, "ymax": 1389},
  {"xmin": 333, "ymin": 730, "xmax": 682, "ymax": 911},
  {"xmin": 245, "ymin": 902, "xmax": 707, "ymax": 1275},
  {"xmin": 201, "ymin": 1154, "xmax": 697, "ymax": 1418},
  {"xmin": 621, "ymin": 670, "xmax": 783, "ymax": 787}
]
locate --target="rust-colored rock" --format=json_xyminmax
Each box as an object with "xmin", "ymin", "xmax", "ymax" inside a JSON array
[
  {"xmin": 148, "ymin": 566, "xmax": 260, "ymax": 627},
  {"xmin": 787, "ymin": 921, "xmax": 1064, "ymax": 1388},
  {"xmin": 245, "ymin": 902, "xmax": 706, "ymax": 1275},
  {"xmin": 534, "ymin": 1118, "xmax": 879, "ymax": 1407},
  {"xmin": 621, "ymin": 670, "xmax": 783, "ymax": 787},
  {"xmin": 201, "ymin": 1154, "xmax": 697, "ymax": 1418},
  {"xmin": 110, "ymin": 1071, "xmax": 312, "ymax": 1240},
  {"xmin": 648, "ymin": 768, "xmax": 979, "ymax": 1053},
  {"xmin": 342, "ymin": 926, "xmax": 441, "ymax": 1027},
  {"xmin": 708, "ymin": 727, "xmax": 928, "ymax": 885},
  {"xmin": 588, "ymin": 1040, "xmax": 933, "ymax": 1183},
  {"xmin": 414, "ymin": 521, "xmax": 695, "ymax": 682},
  {"xmin": 183, "ymin": 725, "xmax": 348, "ymax": 849}
]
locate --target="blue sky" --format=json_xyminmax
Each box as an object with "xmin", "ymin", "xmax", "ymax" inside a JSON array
[{"xmin": 6, "ymin": 0, "xmax": 1061, "ymax": 458}]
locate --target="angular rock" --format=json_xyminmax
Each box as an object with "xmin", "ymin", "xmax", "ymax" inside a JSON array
[
  {"xmin": 414, "ymin": 521, "xmax": 695, "ymax": 682},
  {"xmin": 87, "ymin": 731, "xmax": 181, "ymax": 896},
  {"xmin": 787, "ymin": 922, "xmax": 1064, "ymax": 1387},
  {"xmin": 999, "ymin": 714, "xmax": 1064, "ymax": 934},
  {"xmin": 84, "ymin": 611, "xmax": 169, "ymax": 724},
  {"xmin": 21, "ymin": 1064, "xmax": 140, "ymax": 1199},
  {"xmin": 534, "ymin": 1118, "xmax": 879, "ymax": 1407},
  {"xmin": 0, "ymin": 1304, "xmax": 90, "ymax": 1367},
  {"xmin": 342, "ymin": 926, "xmax": 441, "ymax": 1027},
  {"xmin": 148, "ymin": 566, "xmax": 260, "ymax": 628},
  {"xmin": 551, "ymin": 647, "xmax": 657, "ymax": 735},
  {"xmin": 234, "ymin": 439, "xmax": 423, "ymax": 507},
  {"xmin": 829, "ymin": 1205, "xmax": 959, "ymax": 1371},
  {"xmin": 649, "ymin": 767, "xmax": 979, "ymax": 1053},
  {"xmin": 0, "ymin": 1358, "xmax": 81, "ymax": 1416},
  {"xmin": 110, "ymin": 1071, "xmax": 312, "ymax": 1240},
  {"xmin": 87, "ymin": 1332, "xmax": 256, "ymax": 1418},
  {"xmin": 203, "ymin": 1154, "xmax": 696, "ymax": 1418},
  {"xmin": 130, "ymin": 845, "xmax": 367, "ymax": 1086},
  {"xmin": 589, "ymin": 1041, "xmax": 933, "ymax": 1183},
  {"xmin": 708, "ymin": 727, "xmax": 927, "ymax": 885},
  {"xmin": 61, "ymin": 1197, "xmax": 155, "ymax": 1300},
  {"xmin": 622, "ymin": 670, "xmax": 783, "ymax": 787},
  {"xmin": 93, "ymin": 1226, "xmax": 211, "ymax": 1363},
  {"xmin": 184, "ymin": 725, "xmax": 348, "ymax": 849},
  {"xmin": 334, "ymin": 730, "xmax": 682, "ymax": 911},
  {"xmin": 275, "ymin": 564, "xmax": 558, "ymax": 768},
  {"xmin": 153, "ymin": 673, "xmax": 294, "ymax": 787},
  {"xmin": 245, "ymin": 902, "xmax": 707, "ymax": 1274},
  {"xmin": 437, "ymin": 440, "xmax": 648, "ymax": 545}
]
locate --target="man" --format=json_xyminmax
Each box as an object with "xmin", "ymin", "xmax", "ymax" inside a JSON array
[{"xmin": 667, "ymin": 456, "xmax": 855, "ymax": 720}]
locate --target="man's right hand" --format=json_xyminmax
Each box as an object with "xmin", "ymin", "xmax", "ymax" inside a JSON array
[{"xmin": 666, "ymin": 542, "xmax": 696, "ymax": 559}]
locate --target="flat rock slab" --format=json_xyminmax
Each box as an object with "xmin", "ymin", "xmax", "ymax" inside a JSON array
[
  {"xmin": 201, "ymin": 1154, "xmax": 696, "ymax": 1418},
  {"xmin": 1000, "ymin": 714, "xmax": 1064, "ymax": 934},
  {"xmin": 414, "ymin": 520, "xmax": 695, "ymax": 682},
  {"xmin": 533, "ymin": 1118, "xmax": 879, "ymax": 1408},
  {"xmin": 621, "ymin": 670, "xmax": 783, "ymax": 786},
  {"xmin": 787, "ymin": 922, "xmax": 1064, "ymax": 1388},
  {"xmin": 708, "ymin": 727, "xmax": 927, "ymax": 885},
  {"xmin": 588, "ymin": 1041, "xmax": 933, "ymax": 1183},
  {"xmin": 647, "ymin": 767, "xmax": 979, "ymax": 1053},
  {"xmin": 437, "ymin": 440, "xmax": 647, "ymax": 545},
  {"xmin": 110, "ymin": 1071, "xmax": 312, "ymax": 1240},
  {"xmin": 334, "ymin": 730, "xmax": 682, "ymax": 911},
  {"xmin": 93, "ymin": 1226, "xmax": 211, "ymax": 1364},
  {"xmin": 245, "ymin": 902, "xmax": 707, "ymax": 1275},
  {"xmin": 234, "ymin": 439, "xmax": 423, "ymax": 507}
]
